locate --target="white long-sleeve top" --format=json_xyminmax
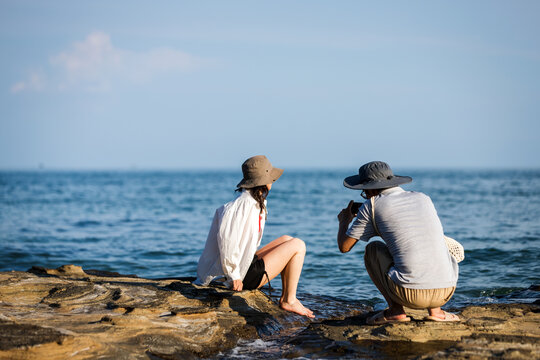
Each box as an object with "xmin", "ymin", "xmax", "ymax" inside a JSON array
[{"xmin": 194, "ymin": 190, "xmax": 266, "ymax": 287}]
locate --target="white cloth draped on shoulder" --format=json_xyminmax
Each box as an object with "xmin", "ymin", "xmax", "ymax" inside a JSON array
[{"xmin": 194, "ymin": 190, "xmax": 265, "ymax": 288}]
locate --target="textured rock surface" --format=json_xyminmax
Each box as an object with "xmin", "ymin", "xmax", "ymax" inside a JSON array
[
  {"xmin": 0, "ymin": 265, "xmax": 297, "ymax": 359},
  {"xmin": 283, "ymin": 303, "xmax": 540, "ymax": 359},
  {"xmin": 1, "ymin": 265, "xmax": 538, "ymax": 359}
]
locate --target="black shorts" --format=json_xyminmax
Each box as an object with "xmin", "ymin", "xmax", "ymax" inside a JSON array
[{"xmin": 243, "ymin": 255, "xmax": 266, "ymax": 290}]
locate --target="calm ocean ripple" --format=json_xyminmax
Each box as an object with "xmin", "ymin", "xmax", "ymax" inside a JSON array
[{"xmin": 1, "ymin": 169, "xmax": 539, "ymax": 311}]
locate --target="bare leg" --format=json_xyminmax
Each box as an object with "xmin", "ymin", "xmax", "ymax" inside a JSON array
[
  {"xmin": 256, "ymin": 236, "xmax": 314, "ymax": 318},
  {"xmin": 256, "ymin": 235, "xmax": 294, "ymax": 297},
  {"xmin": 256, "ymin": 235, "xmax": 294, "ymax": 258}
]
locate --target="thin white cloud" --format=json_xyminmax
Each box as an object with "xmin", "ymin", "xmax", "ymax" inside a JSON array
[
  {"xmin": 10, "ymin": 71, "xmax": 45, "ymax": 93},
  {"xmin": 10, "ymin": 82, "xmax": 26, "ymax": 93},
  {"xmin": 11, "ymin": 31, "xmax": 208, "ymax": 93}
]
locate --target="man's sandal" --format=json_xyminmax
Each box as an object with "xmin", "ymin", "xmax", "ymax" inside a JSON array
[
  {"xmin": 366, "ymin": 310, "xmax": 411, "ymax": 325},
  {"xmin": 424, "ymin": 311, "xmax": 460, "ymax": 322}
]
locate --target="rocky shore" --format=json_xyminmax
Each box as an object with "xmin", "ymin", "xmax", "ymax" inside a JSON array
[
  {"xmin": 282, "ymin": 302, "xmax": 540, "ymax": 359},
  {"xmin": 0, "ymin": 265, "xmax": 538, "ymax": 359}
]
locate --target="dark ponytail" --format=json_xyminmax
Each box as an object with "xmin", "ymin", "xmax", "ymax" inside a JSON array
[{"xmin": 236, "ymin": 185, "xmax": 269, "ymax": 217}]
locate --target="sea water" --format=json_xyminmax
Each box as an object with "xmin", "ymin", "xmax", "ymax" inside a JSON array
[{"xmin": 1, "ymin": 169, "xmax": 539, "ymax": 314}]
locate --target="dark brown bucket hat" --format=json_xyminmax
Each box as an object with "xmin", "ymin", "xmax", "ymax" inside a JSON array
[
  {"xmin": 237, "ymin": 155, "xmax": 284, "ymax": 188},
  {"xmin": 343, "ymin": 161, "xmax": 412, "ymax": 190}
]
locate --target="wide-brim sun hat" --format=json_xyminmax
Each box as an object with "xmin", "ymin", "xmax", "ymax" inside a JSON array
[
  {"xmin": 344, "ymin": 161, "xmax": 412, "ymax": 190},
  {"xmin": 237, "ymin": 155, "xmax": 284, "ymax": 188}
]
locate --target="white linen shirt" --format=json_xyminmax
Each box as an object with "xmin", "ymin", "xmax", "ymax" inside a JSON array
[{"xmin": 194, "ymin": 190, "xmax": 265, "ymax": 287}]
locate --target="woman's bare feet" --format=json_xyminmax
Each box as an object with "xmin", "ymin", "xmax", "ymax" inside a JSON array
[{"xmin": 279, "ymin": 299, "xmax": 315, "ymax": 318}]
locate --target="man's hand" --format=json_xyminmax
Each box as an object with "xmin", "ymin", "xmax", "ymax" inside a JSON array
[
  {"xmin": 337, "ymin": 200, "xmax": 359, "ymax": 253},
  {"xmin": 232, "ymin": 279, "xmax": 243, "ymax": 291},
  {"xmin": 337, "ymin": 200, "xmax": 356, "ymax": 225}
]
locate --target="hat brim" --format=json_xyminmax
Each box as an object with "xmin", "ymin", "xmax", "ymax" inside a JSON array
[
  {"xmin": 237, "ymin": 167, "xmax": 284, "ymax": 188},
  {"xmin": 343, "ymin": 174, "xmax": 412, "ymax": 190}
]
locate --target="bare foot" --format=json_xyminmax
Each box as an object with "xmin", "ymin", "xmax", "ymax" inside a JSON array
[
  {"xmin": 366, "ymin": 310, "xmax": 411, "ymax": 325},
  {"xmin": 279, "ymin": 299, "xmax": 315, "ymax": 318},
  {"xmin": 425, "ymin": 311, "xmax": 460, "ymax": 322},
  {"xmin": 384, "ymin": 309, "xmax": 409, "ymax": 321}
]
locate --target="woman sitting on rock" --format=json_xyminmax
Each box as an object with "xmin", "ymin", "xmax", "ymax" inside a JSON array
[{"xmin": 194, "ymin": 155, "xmax": 314, "ymax": 318}]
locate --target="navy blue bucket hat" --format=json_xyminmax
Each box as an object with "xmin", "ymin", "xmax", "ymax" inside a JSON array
[{"xmin": 343, "ymin": 161, "xmax": 412, "ymax": 190}]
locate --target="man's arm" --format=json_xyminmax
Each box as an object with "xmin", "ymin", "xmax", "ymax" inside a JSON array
[{"xmin": 337, "ymin": 200, "xmax": 359, "ymax": 253}]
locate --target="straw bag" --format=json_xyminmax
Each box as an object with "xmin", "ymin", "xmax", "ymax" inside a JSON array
[
  {"xmin": 370, "ymin": 197, "xmax": 464, "ymax": 263},
  {"xmin": 443, "ymin": 236, "xmax": 465, "ymax": 263}
]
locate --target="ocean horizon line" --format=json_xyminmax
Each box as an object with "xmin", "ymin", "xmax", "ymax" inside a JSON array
[{"xmin": 1, "ymin": 165, "xmax": 539, "ymax": 172}]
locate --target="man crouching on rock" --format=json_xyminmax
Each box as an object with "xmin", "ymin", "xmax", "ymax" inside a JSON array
[{"xmin": 337, "ymin": 161, "xmax": 460, "ymax": 324}]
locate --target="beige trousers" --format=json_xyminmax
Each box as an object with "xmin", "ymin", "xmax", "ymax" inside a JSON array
[{"xmin": 364, "ymin": 241, "xmax": 455, "ymax": 309}]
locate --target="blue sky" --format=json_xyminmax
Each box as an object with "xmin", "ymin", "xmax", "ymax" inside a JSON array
[{"xmin": 1, "ymin": 1, "xmax": 539, "ymax": 169}]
